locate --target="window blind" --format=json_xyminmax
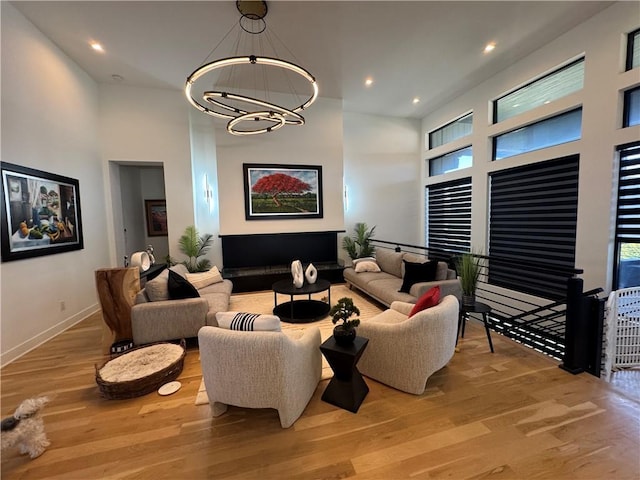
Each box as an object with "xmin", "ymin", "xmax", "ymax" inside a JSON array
[
  {"xmin": 489, "ymin": 156, "xmax": 579, "ymax": 299},
  {"xmin": 427, "ymin": 177, "xmax": 472, "ymax": 261}
]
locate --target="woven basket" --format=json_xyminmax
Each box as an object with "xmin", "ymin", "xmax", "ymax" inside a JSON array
[{"xmin": 95, "ymin": 339, "xmax": 186, "ymax": 400}]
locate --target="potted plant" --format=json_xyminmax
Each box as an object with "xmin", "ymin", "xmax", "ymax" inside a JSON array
[
  {"xmin": 455, "ymin": 252, "xmax": 482, "ymax": 306},
  {"xmin": 342, "ymin": 223, "xmax": 376, "ymax": 261},
  {"xmin": 329, "ymin": 297, "xmax": 361, "ymax": 346},
  {"xmin": 178, "ymin": 225, "xmax": 213, "ymax": 273}
]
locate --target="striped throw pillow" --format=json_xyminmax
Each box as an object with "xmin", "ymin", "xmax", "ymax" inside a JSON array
[{"xmin": 215, "ymin": 312, "xmax": 282, "ymax": 332}]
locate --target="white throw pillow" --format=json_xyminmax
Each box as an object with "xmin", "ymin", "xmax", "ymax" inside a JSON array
[
  {"xmin": 353, "ymin": 256, "xmax": 377, "ymax": 265},
  {"xmin": 185, "ymin": 266, "xmax": 223, "ymax": 289},
  {"xmin": 354, "ymin": 260, "xmax": 381, "ymax": 273},
  {"xmin": 216, "ymin": 312, "xmax": 282, "ymax": 332}
]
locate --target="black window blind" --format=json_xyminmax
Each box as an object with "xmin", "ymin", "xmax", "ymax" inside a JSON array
[
  {"xmin": 489, "ymin": 155, "xmax": 579, "ymax": 299},
  {"xmin": 427, "ymin": 177, "xmax": 472, "ymax": 261}
]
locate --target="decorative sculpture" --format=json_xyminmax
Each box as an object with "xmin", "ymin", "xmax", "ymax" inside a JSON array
[
  {"xmin": 146, "ymin": 244, "xmax": 155, "ymax": 265},
  {"xmin": 305, "ymin": 263, "xmax": 318, "ymax": 284},
  {"xmin": 291, "ymin": 260, "xmax": 304, "ymax": 288}
]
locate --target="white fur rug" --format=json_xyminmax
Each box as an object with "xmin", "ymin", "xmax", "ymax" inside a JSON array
[
  {"xmin": 194, "ymin": 284, "xmax": 384, "ymax": 406},
  {"xmin": 99, "ymin": 343, "xmax": 184, "ymax": 382}
]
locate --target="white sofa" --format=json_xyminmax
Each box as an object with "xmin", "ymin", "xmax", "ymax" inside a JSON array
[
  {"xmin": 357, "ymin": 295, "xmax": 460, "ymax": 395},
  {"xmin": 131, "ymin": 264, "xmax": 233, "ymax": 345},
  {"xmin": 198, "ymin": 325, "xmax": 322, "ymax": 428},
  {"xmin": 343, "ymin": 248, "xmax": 461, "ymax": 307}
]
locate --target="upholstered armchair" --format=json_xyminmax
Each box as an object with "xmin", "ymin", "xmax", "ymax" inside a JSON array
[
  {"xmin": 357, "ymin": 295, "xmax": 459, "ymax": 395},
  {"xmin": 197, "ymin": 326, "xmax": 322, "ymax": 428}
]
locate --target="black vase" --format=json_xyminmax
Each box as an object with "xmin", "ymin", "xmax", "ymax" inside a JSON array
[{"xmin": 333, "ymin": 326, "xmax": 356, "ymax": 346}]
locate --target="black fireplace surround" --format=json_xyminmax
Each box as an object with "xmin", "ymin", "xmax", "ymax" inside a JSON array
[{"xmin": 220, "ymin": 231, "xmax": 345, "ymax": 292}]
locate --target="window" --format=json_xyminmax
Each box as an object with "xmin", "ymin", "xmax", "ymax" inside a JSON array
[
  {"xmin": 623, "ymin": 86, "xmax": 640, "ymax": 128},
  {"xmin": 429, "ymin": 146, "xmax": 472, "ymax": 176},
  {"xmin": 489, "ymin": 156, "xmax": 579, "ymax": 299},
  {"xmin": 494, "ymin": 59, "xmax": 584, "ymax": 123},
  {"xmin": 614, "ymin": 143, "xmax": 640, "ymax": 289},
  {"xmin": 428, "ymin": 112, "xmax": 472, "ymax": 149},
  {"xmin": 493, "ymin": 108, "xmax": 582, "ymax": 161},
  {"xmin": 627, "ymin": 28, "xmax": 640, "ymax": 71},
  {"xmin": 426, "ymin": 177, "xmax": 472, "ymax": 262}
]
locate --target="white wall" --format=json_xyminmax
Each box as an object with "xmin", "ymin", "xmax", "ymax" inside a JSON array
[
  {"xmin": 421, "ymin": 2, "xmax": 640, "ymax": 294},
  {"xmin": 1, "ymin": 3, "xmax": 110, "ymax": 365},
  {"xmin": 216, "ymin": 97, "xmax": 345, "ymax": 236},
  {"xmin": 98, "ymin": 84, "xmax": 195, "ymax": 266},
  {"xmin": 343, "ymin": 112, "xmax": 422, "ymax": 263},
  {"xmin": 189, "ymin": 111, "xmax": 223, "ymax": 269}
]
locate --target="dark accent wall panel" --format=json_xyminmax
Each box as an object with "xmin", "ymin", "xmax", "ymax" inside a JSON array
[{"xmin": 221, "ymin": 231, "xmax": 341, "ymax": 269}]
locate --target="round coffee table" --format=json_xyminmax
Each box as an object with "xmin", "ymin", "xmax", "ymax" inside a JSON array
[{"xmin": 272, "ymin": 278, "xmax": 331, "ymax": 323}]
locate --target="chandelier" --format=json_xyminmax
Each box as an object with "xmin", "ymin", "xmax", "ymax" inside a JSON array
[{"xmin": 185, "ymin": 1, "xmax": 318, "ymax": 136}]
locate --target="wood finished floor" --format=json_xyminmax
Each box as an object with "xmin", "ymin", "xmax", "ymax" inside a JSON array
[{"xmin": 2, "ymin": 296, "xmax": 639, "ymax": 479}]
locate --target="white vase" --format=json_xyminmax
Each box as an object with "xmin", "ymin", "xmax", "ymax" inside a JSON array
[
  {"xmin": 291, "ymin": 260, "xmax": 304, "ymax": 288},
  {"xmin": 305, "ymin": 263, "xmax": 318, "ymax": 284}
]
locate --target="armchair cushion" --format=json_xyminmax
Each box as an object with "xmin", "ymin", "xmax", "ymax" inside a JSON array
[
  {"xmin": 168, "ymin": 270, "xmax": 200, "ymax": 299},
  {"xmin": 216, "ymin": 311, "xmax": 281, "ymax": 332}
]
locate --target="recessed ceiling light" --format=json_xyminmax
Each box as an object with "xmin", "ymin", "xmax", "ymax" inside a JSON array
[
  {"xmin": 412, "ymin": 97, "xmax": 420, "ymax": 104},
  {"xmin": 90, "ymin": 42, "xmax": 104, "ymax": 52},
  {"xmin": 365, "ymin": 77, "xmax": 374, "ymax": 87},
  {"xmin": 483, "ymin": 42, "xmax": 496, "ymax": 54}
]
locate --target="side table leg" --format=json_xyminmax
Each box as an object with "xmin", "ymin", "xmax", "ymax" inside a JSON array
[{"xmin": 483, "ymin": 313, "xmax": 495, "ymax": 353}]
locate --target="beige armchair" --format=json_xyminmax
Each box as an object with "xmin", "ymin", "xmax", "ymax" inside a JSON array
[
  {"xmin": 357, "ymin": 295, "xmax": 459, "ymax": 395},
  {"xmin": 197, "ymin": 326, "xmax": 322, "ymax": 428}
]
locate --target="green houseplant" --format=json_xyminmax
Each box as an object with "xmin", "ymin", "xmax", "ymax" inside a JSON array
[
  {"xmin": 455, "ymin": 252, "xmax": 482, "ymax": 306},
  {"xmin": 329, "ymin": 297, "xmax": 361, "ymax": 346},
  {"xmin": 342, "ymin": 223, "xmax": 376, "ymax": 261},
  {"xmin": 178, "ymin": 225, "xmax": 213, "ymax": 273}
]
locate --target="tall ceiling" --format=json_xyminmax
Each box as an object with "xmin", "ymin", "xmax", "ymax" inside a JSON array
[{"xmin": 11, "ymin": 1, "xmax": 613, "ymax": 119}]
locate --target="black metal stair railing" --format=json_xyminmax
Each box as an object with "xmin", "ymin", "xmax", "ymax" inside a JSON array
[{"xmin": 369, "ymin": 239, "xmax": 606, "ymax": 376}]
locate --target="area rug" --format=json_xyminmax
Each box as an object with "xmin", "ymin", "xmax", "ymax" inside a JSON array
[{"xmin": 194, "ymin": 284, "xmax": 384, "ymax": 406}]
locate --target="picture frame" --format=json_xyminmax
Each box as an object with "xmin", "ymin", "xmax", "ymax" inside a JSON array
[
  {"xmin": 1, "ymin": 162, "xmax": 84, "ymax": 262},
  {"xmin": 145, "ymin": 199, "xmax": 168, "ymax": 236},
  {"xmin": 243, "ymin": 163, "xmax": 323, "ymax": 220}
]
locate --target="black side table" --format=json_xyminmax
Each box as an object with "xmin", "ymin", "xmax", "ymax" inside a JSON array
[
  {"xmin": 319, "ymin": 336, "xmax": 369, "ymax": 413},
  {"xmin": 458, "ymin": 301, "xmax": 494, "ymax": 352}
]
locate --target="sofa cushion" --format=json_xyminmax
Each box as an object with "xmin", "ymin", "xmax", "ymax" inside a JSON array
[
  {"xmin": 375, "ymin": 249, "xmax": 404, "ymax": 278},
  {"xmin": 145, "ymin": 270, "xmax": 171, "ymax": 302},
  {"xmin": 399, "ymin": 260, "xmax": 438, "ymax": 293},
  {"xmin": 168, "ymin": 270, "xmax": 200, "ymax": 299},
  {"xmin": 170, "ymin": 264, "xmax": 190, "ymax": 277},
  {"xmin": 435, "ymin": 262, "xmax": 449, "ymax": 281},
  {"xmin": 409, "ymin": 286, "xmax": 441, "ymax": 317},
  {"xmin": 216, "ymin": 311, "xmax": 281, "ymax": 331},
  {"xmin": 355, "ymin": 260, "xmax": 381, "ymax": 273},
  {"xmin": 367, "ymin": 278, "xmax": 415, "ymax": 305},
  {"xmin": 185, "ymin": 266, "xmax": 223, "ymax": 289}
]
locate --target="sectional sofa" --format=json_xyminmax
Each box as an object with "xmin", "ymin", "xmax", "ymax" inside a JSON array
[{"xmin": 343, "ymin": 248, "xmax": 461, "ymax": 307}]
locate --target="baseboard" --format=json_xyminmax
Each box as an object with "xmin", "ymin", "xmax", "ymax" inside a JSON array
[{"xmin": 1, "ymin": 303, "xmax": 100, "ymax": 368}]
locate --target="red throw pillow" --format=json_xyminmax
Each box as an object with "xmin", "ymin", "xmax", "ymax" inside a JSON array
[{"xmin": 409, "ymin": 286, "xmax": 441, "ymax": 317}]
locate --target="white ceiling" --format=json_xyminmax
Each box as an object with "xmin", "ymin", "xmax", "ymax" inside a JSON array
[{"xmin": 11, "ymin": 1, "xmax": 614, "ymax": 119}]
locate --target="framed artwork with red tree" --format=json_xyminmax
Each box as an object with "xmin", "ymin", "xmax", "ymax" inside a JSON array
[{"xmin": 243, "ymin": 164, "xmax": 323, "ymax": 220}]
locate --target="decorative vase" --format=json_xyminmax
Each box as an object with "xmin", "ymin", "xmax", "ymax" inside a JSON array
[
  {"xmin": 291, "ymin": 260, "xmax": 304, "ymax": 288},
  {"xmin": 305, "ymin": 263, "xmax": 318, "ymax": 284},
  {"xmin": 333, "ymin": 325, "xmax": 356, "ymax": 346},
  {"xmin": 462, "ymin": 294, "xmax": 476, "ymax": 307}
]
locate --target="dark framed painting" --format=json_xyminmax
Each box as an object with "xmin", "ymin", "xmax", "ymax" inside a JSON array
[
  {"xmin": 243, "ymin": 163, "xmax": 323, "ymax": 220},
  {"xmin": 145, "ymin": 199, "xmax": 168, "ymax": 236},
  {"xmin": 1, "ymin": 162, "xmax": 84, "ymax": 262}
]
